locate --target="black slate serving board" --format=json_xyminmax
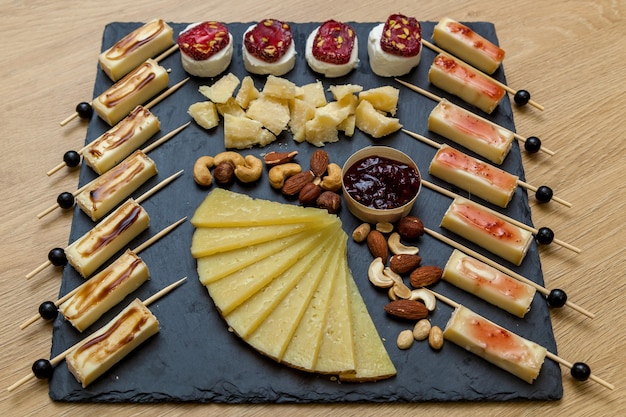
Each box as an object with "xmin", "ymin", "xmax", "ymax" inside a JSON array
[{"xmin": 49, "ymin": 20, "xmax": 563, "ymax": 403}]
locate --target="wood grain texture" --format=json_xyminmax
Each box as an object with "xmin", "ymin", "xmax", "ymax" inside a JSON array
[{"xmin": 1, "ymin": 1, "xmax": 624, "ymax": 416}]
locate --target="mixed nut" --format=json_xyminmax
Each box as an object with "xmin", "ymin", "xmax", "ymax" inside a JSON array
[{"xmin": 354, "ymin": 215, "xmax": 445, "ymax": 351}]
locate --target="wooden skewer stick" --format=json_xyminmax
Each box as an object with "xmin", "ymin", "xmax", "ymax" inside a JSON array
[
  {"xmin": 144, "ymin": 77, "xmax": 189, "ymax": 110},
  {"xmin": 8, "ymin": 277, "xmax": 187, "ymax": 392},
  {"xmin": 422, "ymin": 39, "xmax": 545, "ymax": 111},
  {"xmin": 25, "ymin": 173, "xmax": 182, "ymax": 280},
  {"xmin": 59, "ymin": 104, "xmax": 92, "ymax": 127},
  {"xmin": 20, "ymin": 216, "xmax": 187, "ymax": 330},
  {"xmin": 426, "ymin": 289, "xmax": 613, "ymax": 390},
  {"xmin": 37, "ymin": 183, "xmax": 90, "ymax": 219},
  {"xmin": 423, "ymin": 227, "xmax": 594, "ymax": 319},
  {"xmin": 402, "ymin": 128, "xmax": 570, "ymax": 208},
  {"xmin": 395, "ymin": 78, "xmax": 555, "ymax": 156},
  {"xmin": 47, "ymin": 147, "xmax": 86, "ymax": 176},
  {"xmin": 420, "ymin": 179, "xmax": 580, "ymax": 253}
]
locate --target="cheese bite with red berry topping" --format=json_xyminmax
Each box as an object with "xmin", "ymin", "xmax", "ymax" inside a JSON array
[
  {"xmin": 368, "ymin": 13, "xmax": 422, "ymax": 77},
  {"xmin": 177, "ymin": 21, "xmax": 233, "ymax": 77},
  {"xmin": 242, "ymin": 19, "xmax": 296, "ymax": 76},
  {"xmin": 305, "ymin": 20, "xmax": 359, "ymax": 78}
]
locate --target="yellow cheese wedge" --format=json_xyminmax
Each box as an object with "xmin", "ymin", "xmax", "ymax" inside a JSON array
[
  {"xmin": 92, "ymin": 59, "xmax": 169, "ymax": 126},
  {"xmin": 229, "ymin": 231, "xmax": 339, "ymax": 343},
  {"xmin": 428, "ymin": 99, "xmax": 514, "ymax": 165},
  {"xmin": 315, "ymin": 246, "xmax": 355, "ymax": 375},
  {"xmin": 59, "ymin": 249, "xmax": 150, "ymax": 331},
  {"xmin": 196, "ymin": 230, "xmax": 317, "ymax": 285},
  {"xmin": 191, "ymin": 188, "xmax": 333, "ymax": 227},
  {"xmin": 443, "ymin": 249, "xmax": 536, "ymax": 317},
  {"xmin": 191, "ymin": 220, "xmax": 335, "ymax": 258},
  {"xmin": 440, "ymin": 197, "xmax": 533, "ymax": 266},
  {"xmin": 280, "ymin": 241, "xmax": 342, "ymax": 371},
  {"xmin": 83, "ymin": 106, "xmax": 161, "ymax": 175},
  {"xmin": 65, "ymin": 199, "xmax": 150, "ymax": 278},
  {"xmin": 99, "ymin": 19, "xmax": 175, "ymax": 81},
  {"xmin": 205, "ymin": 228, "xmax": 333, "ymax": 315},
  {"xmin": 76, "ymin": 150, "xmax": 157, "ymax": 221},
  {"xmin": 432, "ymin": 17, "xmax": 505, "ymax": 75},
  {"xmin": 443, "ymin": 305, "xmax": 546, "ymax": 383},
  {"xmin": 340, "ymin": 270, "xmax": 397, "ymax": 381},
  {"xmin": 66, "ymin": 298, "xmax": 159, "ymax": 387}
]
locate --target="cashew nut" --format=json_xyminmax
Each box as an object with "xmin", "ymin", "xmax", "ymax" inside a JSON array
[
  {"xmin": 320, "ymin": 163, "xmax": 342, "ymax": 192},
  {"xmin": 235, "ymin": 155, "xmax": 263, "ymax": 183},
  {"xmin": 368, "ymin": 257, "xmax": 394, "ymax": 288},
  {"xmin": 409, "ymin": 288, "xmax": 437, "ymax": 311},
  {"xmin": 193, "ymin": 156, "xmax": 214, "ymax": 186},
  {"xmin": 214, "ymin": 151, "xmax": 245, "ymax": 168},
  {"xmin": 268, "ymin": 163, "xmax": 302, "ymax": 189},
  {"xmin": 388, "ymin": 232, "xmax": 419, "ymax": 255}
]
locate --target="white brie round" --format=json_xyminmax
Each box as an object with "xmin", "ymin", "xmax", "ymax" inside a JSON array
[
  {"xmin": 305, "ymin": 26, "xmax": 359, "ymax": 78},
  {"xmin": 367, "ymin": 23, "xmax": 422, "ymax": 77},
  {"xmin": 179, "ymin": 23, "xmax": 233, "ymax": 78},
  {"xmin": 242, "ymin": 24, "xmax": 296, "ymax": 76}
]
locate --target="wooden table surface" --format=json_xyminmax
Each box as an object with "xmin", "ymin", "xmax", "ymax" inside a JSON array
[{"xmin": 1, "ymin": 1, "xmax": 624, "ymax": 416}]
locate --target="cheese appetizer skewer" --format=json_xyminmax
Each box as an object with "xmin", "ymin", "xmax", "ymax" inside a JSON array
[
  {"xmin": 99, "ymin": 19, "xmax": 175, "ymax": 82},
  {"xmin": 21, "ymin": 217, "xmax": 186, "ymax": 330},
  {"xmin": 394, "ymin": 78, "xmax": 554, "ymax": 156},
  {"xmin": 8, "ymin": 278, "xmax": 186, "ymax": 392},
  {"xmin": 430, "ymin": 291, "xmax": 612, "ymax": 389}
]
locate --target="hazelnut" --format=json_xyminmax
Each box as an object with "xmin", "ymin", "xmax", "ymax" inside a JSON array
[
  {"xmin": 316, "ymin": 191, "xmax": 341, "ymax": 214},
  {"xmin": 397, "ymin": 215, "xmax": 425, "ymax": 240},
  {"xmin": 298, "ymin": 183, "xmax": 322, "ymax": 206},
  {"xmin": 213, "ymin": 161, "xmax": 235, "ymax": 184}
]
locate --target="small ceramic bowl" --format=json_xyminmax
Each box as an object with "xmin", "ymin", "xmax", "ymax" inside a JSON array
[{"xmin": 342, "ymin": 146, "xmax": 421, "ymax": 223}]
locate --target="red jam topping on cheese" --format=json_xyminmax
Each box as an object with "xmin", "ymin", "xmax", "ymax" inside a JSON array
[
  {"xmin": 343, "ymin": 156, "xmax": 420, "ymax": 210},
  {"xmin": 178, "ymin": 21, "xmax": 230, "ymax": 61},
  {"xmin": 458, "ymin": 257, "xmax": 529, "ymax": 300},
  {"xmin": 435, "ymin": 146, "xmax": 517, "ymax": 191},
  {"xmin": 445, "ymin": 20, "xmax": 505, "ymax": 63},
  {"xmin": 440, "ymin": 101, "xmax": 506, "ymax": 146},
  {"xmin": 380, "ymin": 13, "xmax": 422, "ymax": 57},
  {"xmin": 312, "ymin": 20, "xmax": 356, "ymax": 65},
  {"xmin": 433, "ymin": 55, "xmax": 504, "ymax": 100},
  {"xmin": 451, "ymin": 201, "xmax": 524, "ymax": 245},
  {"xmin": 244, "ymin": 19, "xmax": 293, "ymax": 63},
  {"xmin": 105, "ymin": 20, "xmax": 169, "ymax": 61}
]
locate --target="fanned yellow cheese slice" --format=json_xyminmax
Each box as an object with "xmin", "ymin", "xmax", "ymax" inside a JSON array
[
  {"xmin": 191, "ymin": 222, "xmax": 326, "ymax": 258},
  {"xmin": 340, "ymin": 272, "xmax": 397, "ymax": 382},
  {"xmin": 248, "ymin": 235, "xmax": 343, "ymax": 363},
  {"xmin": 225, "ymin": 232, "xmax": 336, "ymax": 339},
  {"xmin": 191, "ymin": 188, "xmax": 331, "ymax": 227},
  {"xmin": 281, "ymin": 240, "xmax": 343, "ymax": 371},
  {"xmin": 196, "ymin": 231, "xmax": 313, "ymax": 285},
  {"xmin": 205, "ymin": 228, "xmax": 332, "ymax": 315},
  {"xmin": 315, "ymin": 240, "xmax": 355, "ymax": 375}
]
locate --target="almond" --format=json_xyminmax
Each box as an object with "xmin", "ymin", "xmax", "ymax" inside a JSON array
[
  {"xmin": 366, "ymin": 230, "xmax": 388, "ymax": 260},
  {"xmin": 264, "ymin": 150, "xmax": 298, "ymax": 166},
  {"xmin": 384, "ymin": 299, "xmax": 429, "ymax": 320},
  {"xmin": 410, "ymin": 265, "xmax": 443, "ymax": 288},
  {"xmin": 298, "ymin": 183, "xmax": 322, "ymax": 206},
  {"xmin": 282, "ymin": 170, "xmax": 314, "ymax": 195},
  {"xmin": 397, "ymin": 215, "xmax": 425, "ymax": 240},
  {"xmin": 389, "ymin": 254, "xmax": 422, "ymax": 274},
  {"xmin": 310, "ymin": 150, "xmax": 329, "ymax": 177}
]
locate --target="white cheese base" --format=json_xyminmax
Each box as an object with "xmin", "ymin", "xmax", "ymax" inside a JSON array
[
  {"xmin": 367, "ymin": 23, "xmax": 422, "ymax": 77},
  {"xmin": 305, "ymin": 26, "xmax": 359, "ymax": 78},
  {"xmin": 242, "ymin": 24, "xmax": 296, "ymax": 76},
  {"xmin": 179, "ymin": 23, "xmax": 233, "ymax": 78}
]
